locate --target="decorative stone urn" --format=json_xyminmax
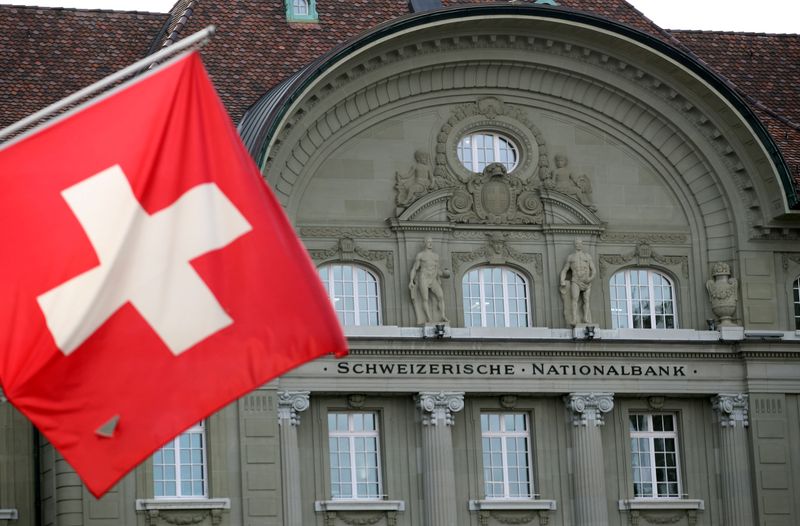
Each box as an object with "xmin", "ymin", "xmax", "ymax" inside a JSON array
[{"xmin": 706, "ymin": 262, "xmax": 739, "ymax": 327}]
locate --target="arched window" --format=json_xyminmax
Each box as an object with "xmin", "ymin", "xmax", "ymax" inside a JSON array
[
  {"xmin": 610, "ymin": 269, "xmax": 676, "ymax": 329},
  {"xmin": 318, "ymin": 264, "xmax": 381, "ymax": 326},
  {"xmin": 793, "ymin": 277, "xmax": 800, "ymax": 330},
  {"xmin": 462, "ymin": 267, "xmax": 530, "ymax": 327}
]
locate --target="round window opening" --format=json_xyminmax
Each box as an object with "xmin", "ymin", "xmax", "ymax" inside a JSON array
[{"xmin": 457, "ymin": 132, "xmax": 519, "ymax": 173}]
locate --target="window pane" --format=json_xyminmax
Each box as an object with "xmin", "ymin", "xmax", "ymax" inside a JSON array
[
  {"xmin": 462, "ymin": 266, "xmax": 530, "ymax": 328},
  {"xmin": 319, "ymin": 264, "xmax": 381, "ymax": 326},
  {"xmin": 610, "ymin": 270, "xmax": 676, "ymax": 329}
]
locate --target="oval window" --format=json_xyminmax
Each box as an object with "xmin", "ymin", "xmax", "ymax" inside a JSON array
[{"xmin": 457, "ymin": 132, "xmax": 519, "ymax": 173}]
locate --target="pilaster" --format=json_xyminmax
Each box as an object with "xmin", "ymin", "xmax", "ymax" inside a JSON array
[
  {"xmin": 711, "ymin": 394, "xmax": 755, "ymax": 526},
  {"xmin": 277, "ymin": 391, "xmax": 310, "ymax": 526},
  {"xmin": 565, "ymin": 393, "xmax": 614, "ymax": 526},
  {"xmin": 416, "ymin": 392, "xmax": 464, "ymax": 526}
]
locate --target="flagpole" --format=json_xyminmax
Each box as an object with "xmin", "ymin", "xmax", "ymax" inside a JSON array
[{"xmin": 0, "ymin": 25, "xmax": 216, "ymax": 144}]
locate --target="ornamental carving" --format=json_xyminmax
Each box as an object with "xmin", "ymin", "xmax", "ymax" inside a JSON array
[
  {"xmin": 599, "ymin": 241, "xmax": 689, "ymax": 278},
  {"xmin": 781, "ymin": 253, "xmax": 800, "ymax": 270},
  {"xmin": 395, "ymin": 150, "xmax": 434, "ymax": 206},
  {"xmin": 712, "ymin": 394, "xmax": 749, "ymax": 428},
  {"xmin": 308, "ymin": 237, "xmax": 394, "ymax": 274},
  {"xmin": 300, "ymin": 226, "xmax": 393, "ymax": 238},
  {"xmin": 337, "ymin": 511, "xmax": 385, "ymax": 526},
  {"xmin": 565, "ymin": 392, "xmax": 614, "ymax": 427},
  {"xmin": 447, "ymin": 162, "xmax": 544, "ymax": 224},
  {"xmin": 543, "ymin": 154, "xmax": 596, "ymax": 211},
  {"xmin": 706, "ymin": 262, "xmax": 738, "ymax": 327},
  {"xmin": 451, "ymin": 232, "xmax": 539, "ymax": 272},
  {"xmin": 277, "ymin": 391, "xmax": 310, "ymax": 426},
  {"xmin": 417, "ymin": 392, "xmax": 465, "ymax": 426},
  {"xmin": 144, "ymin": 510, "xmax": 223, "ymax": 526},
  {"xmin": 600, "ymin": 232, "xmax": 687, "ymax": 244}
]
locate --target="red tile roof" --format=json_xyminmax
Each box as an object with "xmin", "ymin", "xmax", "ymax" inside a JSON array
[
  {"xmin": 0, "ymin": 5, "xmax": 164, "ymax": 129},
  {"xmin": 669, "ymin": 30, "xmax": 800, "ymax": 188}
]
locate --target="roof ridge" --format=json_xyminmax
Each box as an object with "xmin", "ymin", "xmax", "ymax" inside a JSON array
[
  {"xmin": 669, "ymin": 28, "xmax": 800, "ymax": 37},
  {"xmin": 163, "ymin": 0, "xmax": 198, "ymax": 48},
  {"xmin": 0, "ymin": 4, "xmax": 165, "ymax": 15}
]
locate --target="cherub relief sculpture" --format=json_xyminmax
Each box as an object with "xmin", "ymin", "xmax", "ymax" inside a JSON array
[
  {"xmin": 546, "ymin": 154, "xmax": 596, "ymax": 211},
  {"xmin": 409, "ymin": 237, "xmax": 450, "ymax": 325},
  {"xmin": 560, "ymin": 239, "xmax": 597, "ymax": 326},
  {"xmin": 706, "ymin": 262, "xmax": 739, "ymax": 326},
  {"xmin": 395, "ymin": 150, "xmax": 433, "ymax": 206}
]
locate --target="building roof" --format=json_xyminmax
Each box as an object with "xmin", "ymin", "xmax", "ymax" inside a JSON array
[
  {"xmin": 669, "ymin": 30, "xmax": 800, "ymax": 189},
  {"xmin": 0, "ymin": 0, "xmax": 797, "ymax": 197},
  {"xmin": 0, "ymin": 5, "xmax": 164, "ymax": 129}
]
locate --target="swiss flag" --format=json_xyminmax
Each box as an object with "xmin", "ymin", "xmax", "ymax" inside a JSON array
[{"xmin": 0, "ymin": 52, "xmax": 347, "ymax": 497}]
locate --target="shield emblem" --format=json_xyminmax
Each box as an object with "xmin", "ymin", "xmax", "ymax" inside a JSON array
[{"xmin": 482, "ymin": 179, "xmax": 511, "ymax": 216}]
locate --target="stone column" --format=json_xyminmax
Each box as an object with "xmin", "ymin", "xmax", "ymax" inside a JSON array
[
  {"xmin": 711, "ymin": 394, "xmax": 755, "ymax": 526},
  {"xmin": 416, "ymin": 392, "xmax": 465, "ymax": 526},
  {"xmin": 277, "ymin": 391, "xmax": 310, "ymax": 526},
  {"xmin": 565, "ymin": 393, "xmax": 614, "ymax": 526}
]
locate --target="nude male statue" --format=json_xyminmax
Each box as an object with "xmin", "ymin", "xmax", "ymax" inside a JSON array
[
  {"xmin": 409, "ymin": 237, "xmax": 450, "ymax": 324},
  {"xmin": 559, "ymin": 239, "xmax": 596, "ymax": 326}
]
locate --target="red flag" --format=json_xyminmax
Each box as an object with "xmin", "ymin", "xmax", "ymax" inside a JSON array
[{"xmin": 0, "ymin": 52, "xmax": 347, "ymax": 497}]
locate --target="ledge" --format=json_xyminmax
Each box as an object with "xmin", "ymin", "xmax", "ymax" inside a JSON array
[
  {"xmin": 135, "ymin": 498, "xmax": 231, "ymax": 511},
  {"xmin": 344, "ymin": 325, "xmax": 730, "ymax": 342},
  {"xmin": 468, "ymin": 499, "xmax": 557, "ymax": 511},
  {"xmin": 0, "ymin": 509, "xmax": 18, "ymax": 520},
  {"xmin": 618, "ymin": 499, "xmax": 704, "ymax": 511},
  {"xmin": 314, "ymin": 500, "xmax": 405, "ymax": 512}
]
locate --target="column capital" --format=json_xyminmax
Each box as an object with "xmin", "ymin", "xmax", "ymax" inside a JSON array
[
  {"xmin": 711, "ymin": 393, "xmax": 749, "ymax": 428},
  {"xmin": 277, "ymin": 390, "xmax": 310, "ymax": 426},
  {"xmin": 565, "ymin": 392, "xmax": 614, "ymax": 427},
  {"xmin": 416, "ymin": 392, "xmax": 465, "ymax": 426}
]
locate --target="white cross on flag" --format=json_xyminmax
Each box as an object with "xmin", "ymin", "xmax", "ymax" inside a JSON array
[{"xmin": 0, "ymin": 52, "xmax": 347, "ymax": 497}]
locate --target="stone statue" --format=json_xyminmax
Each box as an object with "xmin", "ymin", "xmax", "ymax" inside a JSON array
[
  {"xmin": 560, "ymin": 239, "xmax": 596, "ymax": 326},
  {"xmin": 409, "ymin": 237, "xmax": 450, "ymax": 325},
  {"xmin": 547, "ymin": 154, "xmax": 596, "ymax": 211},
  {"xmin": 706, "ymin": 262, "xmax": 739, "ymax": 327},
  {"xmin": 396, "ymin": 150, "xmax": 432, "ymax": 206}
]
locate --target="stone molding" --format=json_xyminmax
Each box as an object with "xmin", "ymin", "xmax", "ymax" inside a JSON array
[
  {"xmin": 711, "ymin": 393, "xmax": 749, "ymax": 428},
  {"xmin": 600, "ymin": 232, "xmax": 688, "ymax": 244},
  {"xmin": 565, "ymin": 392, "xmax": 614, "ymax": 426},
  {"xmin": 277, "ymin": 390, "xmax": 311, "ymax": 426},
  {"xmin": 308, "ymin": 236, "xmax": 394, "ymax": 274},
  {"xmin": 454, "ymin": 229, "xmax": 541, "ymax": 240},
  {"xmin": 416, "ymin": 391, "xmax": 465, "ymax": 426},
  {"xmin": 599, "ymin": 241, "xmax": 688, "ymax": 278},
  {"xmin": 618, "ymin": 499, "xmax": 703, "ymax": 526},
  {"xmin": 451, "ymin": 232, "xmax": 541, "ymax": 274},
  {"xmin": 135, "ymin": 499, "xmax": 230, "ymax": 526},
  {"xmin": 315, "ymin": 501, "xmax": 404, "ymax": 526},
  {"xmin": 241, "ymin": 392, "xmax": 270, "ymax": 412},
  {"xmin": 300, "ymin": 226, "xmax": 394, "ymax": 238},
  {"xmin": 0, "ymin": 509, "xmax": 18, "ymax": 520},
  {"xmin": 0, "ymin": 387, "xmax": 6, "ymax": 403},
  {"xmin": 264, "ymin": 28, "xmax": 782, "ymax": 246}
]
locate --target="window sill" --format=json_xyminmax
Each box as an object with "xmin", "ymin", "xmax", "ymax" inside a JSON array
[
  {"xmin": 0, "ymin": 509, "xmax": 18, "ymax": 520},
  {"xmin": 314, "ymin": 500, "xmax": 405, "ymax": 512},
  {"xmin": 135, "ymin": 498, "xmax": 231, "ymax": 511},
  {"xmin": 468, "ymin": 499, "xmax": 557, "ymax": 511},
  {"xmin": 618, "ymin": 499, "xmax": 704, "ymax": 511}
]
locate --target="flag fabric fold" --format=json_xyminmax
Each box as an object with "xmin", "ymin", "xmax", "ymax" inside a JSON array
[{"xmin": 0, "ymin": 52, "xmax": 347, "ymax": 497}]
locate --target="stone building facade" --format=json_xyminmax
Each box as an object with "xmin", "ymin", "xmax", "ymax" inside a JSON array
[{"xmin": 2, "ymin": 2, "xmax": 800, "ymax": 526}]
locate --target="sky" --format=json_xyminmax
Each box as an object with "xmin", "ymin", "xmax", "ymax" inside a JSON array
[{"xmin": 0, "ymin": 0, "xmax": 797, "ymax": 33}]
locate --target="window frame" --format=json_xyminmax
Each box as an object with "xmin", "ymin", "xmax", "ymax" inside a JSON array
[
  {"xmin": 457, "ymin": 131, "xmax": 520, "ymax": 173},
  {"xmin": 285, "ymin": 0, "xmax": 318, "ymax": 22},
  {"xmin": 480, "ymin": 412, "xmax": 534, "ymax": 500},
  {"xmin": 327, "ymin": 411, "xmax": 384, "ymax": 501},
  {"xmin": 609, "ymin": 268, "xmax": 678, "ymax": 329},
  {"xmin": 462, "ymin": 266, "xmax": 531, "ymax": 328},
  {"xmin": 153, "ymin": 421, "xmax": 208, "ymax": 499},
  {"xmin": 628, "ymin": 413, "xmax": 683, "ymax": 499},
  {"xmin": 793, "ymin": 277, "xmax": 800, "ymax": 330},
  {"xmin": 318, "ymin": 263, "xmax": 382, "ymax": 327}
]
